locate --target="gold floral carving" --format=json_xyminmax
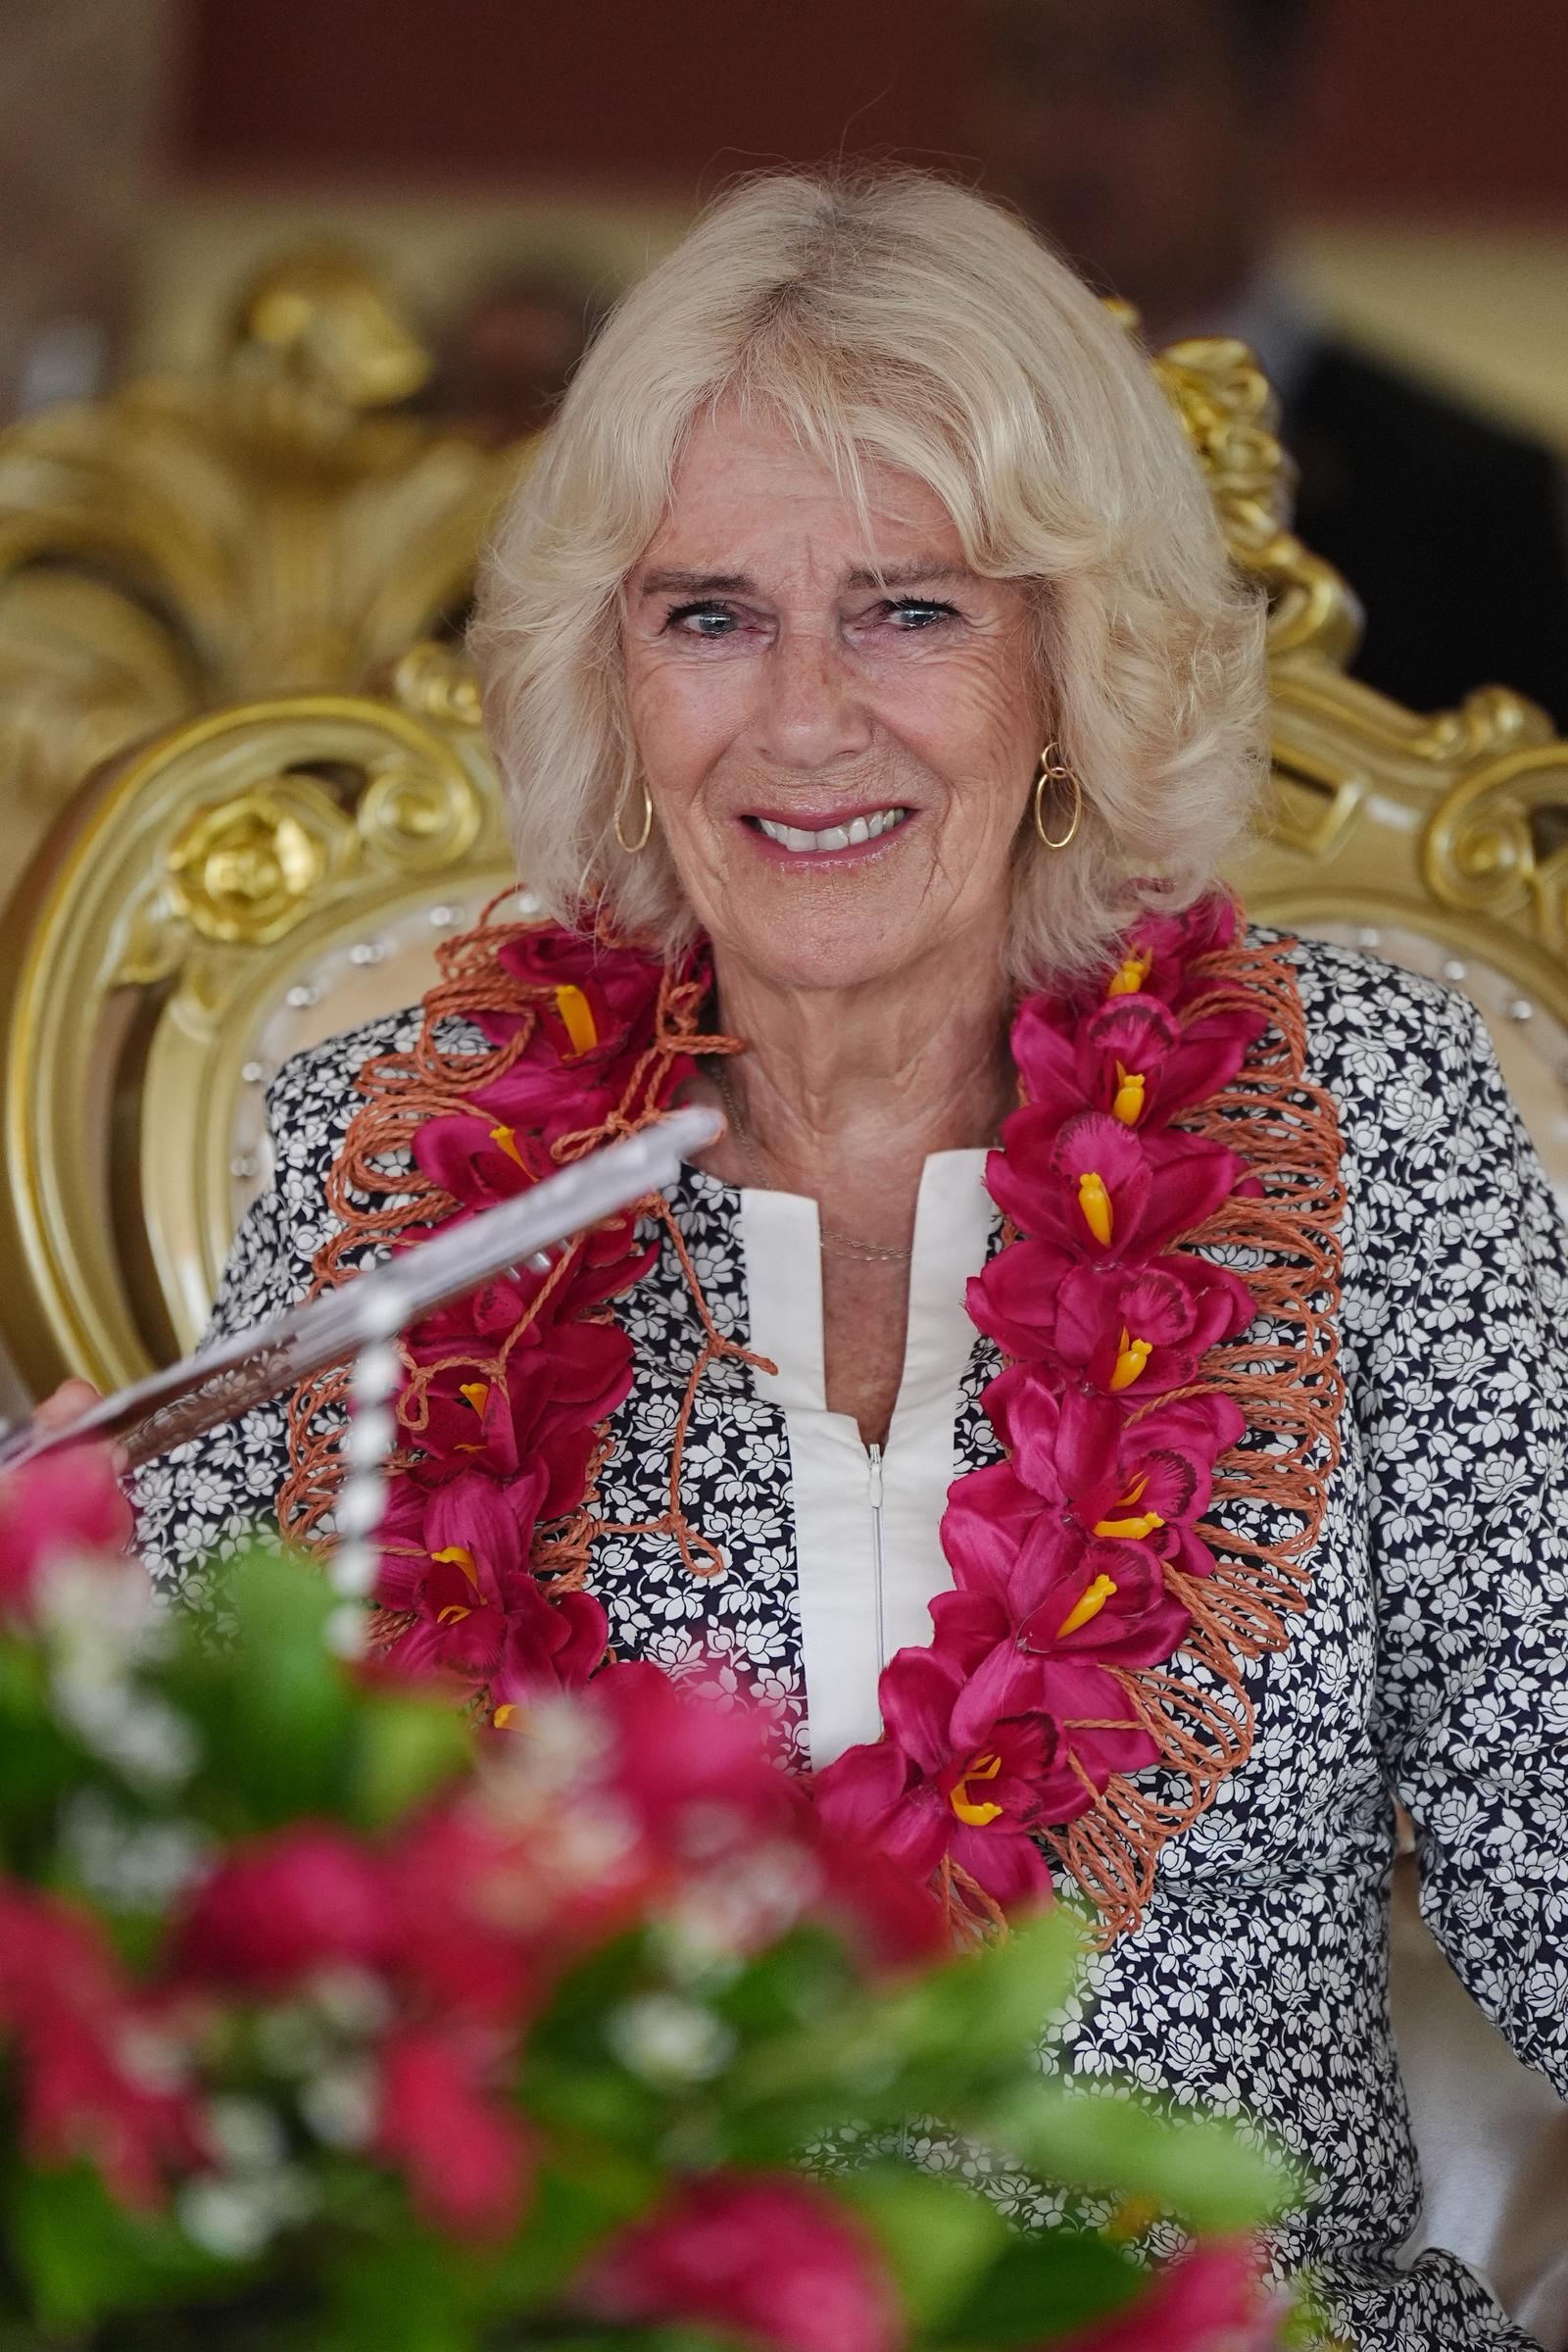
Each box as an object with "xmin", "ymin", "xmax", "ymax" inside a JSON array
[
  {"xmin": 1149, "ymin": 324, "xmax": 1568, "ymax": 1001},
  {"xmin": 0, "ymin": 248, "xmax": 524, "ymax": 876},
  {"xmin": 166, "ymin": 782, "xmax": 351, "ymax": 947},
  {"xmin": 1152, "ymin": 331, "xmax": 1361, "ymax": 666}
]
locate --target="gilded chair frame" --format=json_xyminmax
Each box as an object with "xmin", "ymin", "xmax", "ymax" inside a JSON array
[
  {"xmin": 0, "ymin": 649, "xmax": 514, "ymax": 1394},
  {"xmin": 6, "ymin": 335, "xmax": 1568, "ymax": 1398}
]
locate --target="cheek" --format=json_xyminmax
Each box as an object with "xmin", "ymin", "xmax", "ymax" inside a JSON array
[
  {"xmin": 909, "ymin": 657, "xmax": 1036, "ymax": 822},
  {"xmin": 624, "ymin": 658, "xmax": 742, "ymax": 798}
]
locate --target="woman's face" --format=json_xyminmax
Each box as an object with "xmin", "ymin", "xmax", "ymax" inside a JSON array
[{"xmin": 621, "ymin": 410, "xmax": 1041, "ymax": 995}]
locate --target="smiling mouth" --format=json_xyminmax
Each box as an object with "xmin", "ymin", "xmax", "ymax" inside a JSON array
[{"xmin": 745, "ymin": 806, "xmax": 912, "ymax": 856}]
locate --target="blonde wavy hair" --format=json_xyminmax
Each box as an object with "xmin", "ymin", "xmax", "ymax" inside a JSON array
[{"xmin": 470, "ymin": 169, "xmax": 1266, "ymax": 987}]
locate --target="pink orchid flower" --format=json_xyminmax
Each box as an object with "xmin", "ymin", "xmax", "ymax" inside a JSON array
[
  {"xmin": 375, "ymin": 1464, "xmax": 556, "ymax": 1679},
  {"xmin": 988, "ymin": 1110, "xmax": 1250, "ymax": 1265},
  {"xmin": 813, "ymin": 1647, "xmax": 1057, "ymax": 1908},
  {"xmin": 928, "ymin": 1523, "xmax": 1189, "ymax": 1812},
  {"xmin": 408, "ymin": 1317, "xmax": 635, "ymax": 1510},
  {"xmin": 945, "ymin": 1381, "xmax": 1243, "ymax": 1589},
  {"xmin": 481, "ymin": 924, "xmax": 672, "ymax": 1068},
  {"xmin": 1011, "ymin": 991, "xmax": 1267, "ymax": 1136},
  {"xmin": 1059, "ymin": 895, "xmax": 1243, "ymax": 1017},
  {"xmin": 578, "ymin": 2172, "xmax": 903, "ymax": 2352},
  {"xmin": 969, "ymin": 1247, "xmax": 1254, "ymax": 1390}
]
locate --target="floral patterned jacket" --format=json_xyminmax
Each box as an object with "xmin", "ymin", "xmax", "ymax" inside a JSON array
[{"xmin": 133, "ymin": 937, "xmax": 1568, "ymax": 2352}]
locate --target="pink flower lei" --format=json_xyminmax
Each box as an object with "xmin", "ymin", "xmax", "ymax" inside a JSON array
[{"xmin": 283, "ymin": 894, "xmax": 1347, "ymax": 1941}]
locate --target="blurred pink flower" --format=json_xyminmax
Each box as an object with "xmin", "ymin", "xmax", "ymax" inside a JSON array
[
  {"xmin": 375, "ymin": 2021, "xmax": 532, "ymax": 2240},
  {"xmin": 0, "ymin": 1446, "xmax": 132, "ymax": 1621},
  {"xmin": 171, "ymin": 1822, "xmax": 391, "ymax": 1989},
  {"xmin": 1054, "ymin": 2240, "xmax": 1282, "ymax": 2351},
  {"xmin": 578, "ymin": 2172, "xmax": 903, "ymax": 2352},
  {"xmin": 0, "ymin": 1880, "xmax": 203, "ymax": 2205}
]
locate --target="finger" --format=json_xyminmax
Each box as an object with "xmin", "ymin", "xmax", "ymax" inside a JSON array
[{"xmin": 33, "ymin": 1378, "xmax": 103, "ymax": 1431}]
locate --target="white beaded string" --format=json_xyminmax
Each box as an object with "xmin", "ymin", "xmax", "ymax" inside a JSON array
[{"xmin": 322, "ymin": 1284, "xmax": 409, "ymax": 1658}]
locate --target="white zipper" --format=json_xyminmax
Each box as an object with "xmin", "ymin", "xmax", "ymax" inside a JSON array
[{"xmin": 867, "ymin": 1442, "xmax": 886, "ymax": 1670}]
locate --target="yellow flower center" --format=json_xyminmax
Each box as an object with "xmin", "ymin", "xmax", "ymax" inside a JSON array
[
  {"xmin": 1091, "ymin": 1509, "xmax": 1165, "ymax": 1541},
  {"xmin": 1092, "ymin": 1464, "xmax": 1165, "ymax": 1539},
  {"xmin": 435, "ymin": 1603, "xmax": 472, "ymax": 1627},
  {"xmin": 431, "ymin": 1544, "xmax": 479, "ymax": 1586},
  {"xmin": 554, "ymin": 983, "xmax": 599, "ymax": 1057},
  {"xmin": 1106, "ymin": 949, "xmax": 1152, "ymax": 998},
  {"xmin": 949, "ymin": 1750, "xmax": 1004, "ymax": 1828},
  {"xmin": 1055, "ymin": 1574, "xmax": 1119, "ymax": 1638},
  {"xmin": 492, "ymin": 1703, "xmax": 517, "ymax": 1730},
  {"xmin": 1110, "ymin": 1062, "xmax": 1147, "ymax": 1126},
  {"xmin": 488, "ymin": 1123, "xmax": 528, "ymax": 1171},
  {"xmin": 1108, "ymin": 1328, "xmax": 1153, "ymax": 1391},
  {"xmin": 455, "ymin": 1380, "xmax": 490, "ymax": 1454},
  {"xmin": 1077, "ymin": 1170, "xmax": 1114, "ymax": 1246}
]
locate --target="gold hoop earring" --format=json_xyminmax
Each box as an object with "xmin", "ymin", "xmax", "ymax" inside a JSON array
[
  {"xmin": 613, "ymin": 775, "xmax": 655, "ymax": 855},
  {"xmin": 1033, "ymin": 742, "xmax": 1082, "ymax": 851}
]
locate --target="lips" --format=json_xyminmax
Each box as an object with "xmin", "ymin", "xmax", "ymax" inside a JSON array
[{"xmin": 745, "ymin": 805, "xmax": 911, "ymax": 857}]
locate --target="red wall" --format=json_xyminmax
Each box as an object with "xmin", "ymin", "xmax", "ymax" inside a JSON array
[{"xmin": 172, "ymin": 0, "xmax": 1568, "ymax": 217}]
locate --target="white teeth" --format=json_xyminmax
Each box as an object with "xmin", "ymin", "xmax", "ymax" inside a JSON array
[{"xmin": 754, "ymin": 807, "xmax": 908, "ymax": 855}]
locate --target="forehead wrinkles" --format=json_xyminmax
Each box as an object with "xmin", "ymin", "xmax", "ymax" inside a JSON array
[{"xmin": 641, "ymin": 416, "xmax": 965, "ymax": 588}]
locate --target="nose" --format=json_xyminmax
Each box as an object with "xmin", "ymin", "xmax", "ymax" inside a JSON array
[{"xmin": 749, "ymin": 622, "xmax": 873, "ymax": 773}]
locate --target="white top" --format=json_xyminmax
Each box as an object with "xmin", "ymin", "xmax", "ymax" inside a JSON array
[{"xmin": 738, "ymin": 1151, "xmax": 994, "ymax": 1767}]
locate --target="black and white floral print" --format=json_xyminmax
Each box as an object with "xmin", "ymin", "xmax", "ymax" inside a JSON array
[{"xmin": 131, "ymin": 937, "xmax": 1568, "ymax": 2351}]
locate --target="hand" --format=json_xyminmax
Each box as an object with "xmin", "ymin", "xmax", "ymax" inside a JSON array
[
  {"xmin": 25, "ymin": 1378, "xmax": 126, "ymax": 1477},
  {"xmin": 33, "ymin": 1378, "xmax": 102, "ymax": 1433}
]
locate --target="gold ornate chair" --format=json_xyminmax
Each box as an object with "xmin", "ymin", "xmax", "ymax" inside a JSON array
[
  {"xmin": 0, "ymin": 247, "xmax": 521, "ymax": 882},
  {"xmin": 0, "ymin": 330, "xmax": 1564, "ymax": 2346},
  {"xmin": 9, "ymin": 334, "xmax": 1568, "ymax": 1396}
]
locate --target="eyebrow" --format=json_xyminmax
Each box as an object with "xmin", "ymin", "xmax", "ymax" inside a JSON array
[{"xmin": 635, "ymin": 559, "xmax": 973, "ymax": 598}]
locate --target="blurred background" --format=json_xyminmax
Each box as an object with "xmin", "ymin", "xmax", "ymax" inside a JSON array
[
  {"xmin": 8, "ymin": 0, "xmax": 1568, "ymax": 721},
  {"xmin": 3, "ymin": 0, "xmax": 1568, "ymax": 698}
]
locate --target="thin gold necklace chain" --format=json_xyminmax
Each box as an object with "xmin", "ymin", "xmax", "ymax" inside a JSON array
[{"xmin": 706, "ymin": 1060, "xmax": 914, "ymax": 1265}]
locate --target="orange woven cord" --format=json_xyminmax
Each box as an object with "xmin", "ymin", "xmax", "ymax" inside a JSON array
[
  {"xmin": 276, "ymin": 907, "xmax": 1347, "ymax": 1951},
  {"xmin": 577, "ymin": 1192, "xmax": 778, "ymax": 1582},
  {"xmin": 939, "ymin": 1855, "xmax": 1012, "ymax": 1948},
  {"xmin": 278, "ymin": 911, "xmax": 774, "ymax": 1595},
  {"xmin": 1044, "ymin": 930, "xmax": 1348, "ymax": 1942}
]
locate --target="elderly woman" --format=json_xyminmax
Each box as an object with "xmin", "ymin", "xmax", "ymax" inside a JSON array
[{"xmin": 133, "ymin": 172, "xmax": 1567, "ymax": 2348}]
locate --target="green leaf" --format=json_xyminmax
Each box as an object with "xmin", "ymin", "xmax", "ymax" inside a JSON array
[
  {"xmin": 930, "ymin": 2229, "xmax": 1142, "ymax": 2348},
  {"xmin": 317, "ymin": 2227, "xmax": 482, "ymax": 2352},
  {"xmin": 0, "ymin": 1640, "xmax": 80, "ymax": 1849},
  {"xmin": 720, "ymin": 1907, "xmax": 1088, "ymax": 2151},
  {"xmin": 832, "ymin": 2165, "xmax": 1010, "ymax": 2328},
  {"xmin": 978, "ymin": 2079, "xmax": 1303, "ymax": 2232},
  {"xmin": 346, "ymin": 1690, "xmax": 470, "ymax": 1830},
  {"xmin": 171, "ymin": 1548, "xmax": 355, "ymax": 1827},
  {"xmin": 491, "ymin": 2134, "xmax": 664, "ymax": 2309},
  {"xmin": 0, "ymin": 2157, "xmax": 243, "ymax": 2328}
]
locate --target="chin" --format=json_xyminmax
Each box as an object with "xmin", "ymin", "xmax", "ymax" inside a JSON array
[{"xmin": 710, "ymin": 896, "xmax": 933, "ymax": 995}]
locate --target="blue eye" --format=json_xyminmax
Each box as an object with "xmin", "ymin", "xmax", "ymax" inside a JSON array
[
  {"xmin": 665, "ymin": 601, "xmax": 737, "ymax": 637},
  {"xmin": 887, "ymin": 599, "xmax": 959, "ymax": 629}
]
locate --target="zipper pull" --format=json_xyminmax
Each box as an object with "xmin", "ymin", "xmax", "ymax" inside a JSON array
[{"xmin": 867, "ymin": 1442, "xmax": 884, "ymax": 1508}]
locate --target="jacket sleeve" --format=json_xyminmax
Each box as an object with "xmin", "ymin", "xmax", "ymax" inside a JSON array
[
  {"xmin": 1355, "ymin": 988, "xmax": 1568, "ymax": 2093},
  {"xmin": 127, "ymin": 1012, "xmax": 416, "ymax": 1612}
]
